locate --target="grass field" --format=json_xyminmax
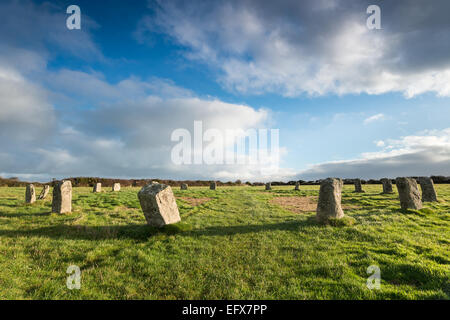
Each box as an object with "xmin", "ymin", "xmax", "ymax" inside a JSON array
[{"xmin": 0, "ymin": 184, "xmax": 449, "ymax": 299}]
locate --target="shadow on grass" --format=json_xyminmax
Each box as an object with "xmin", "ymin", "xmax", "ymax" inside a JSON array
[
  {"xmin": 0, "ymin": 211, "xmax": 51, "ymax": 218},
  {"xmin": 0, "ymin": 219, "xmax": 318, "ymax": 241}
]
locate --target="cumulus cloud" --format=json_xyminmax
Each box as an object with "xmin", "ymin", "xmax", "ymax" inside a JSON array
[
  {"xmin": 144, "ymin": 0, "xmax": 450, "ymax": 97},
  {"xmin": 297, "ymin": 129, "xmax": 450, "ymax": 180}
]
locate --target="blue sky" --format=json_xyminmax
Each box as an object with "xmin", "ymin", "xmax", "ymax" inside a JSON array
[{"xmin": 1, "ymin": 0, "xmax": 450, "ymax": 182}]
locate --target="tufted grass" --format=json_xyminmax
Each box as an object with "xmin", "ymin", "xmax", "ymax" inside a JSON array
[{"xmin": 0, "ymin": 184, "xmax": 448, "ymax": 299}]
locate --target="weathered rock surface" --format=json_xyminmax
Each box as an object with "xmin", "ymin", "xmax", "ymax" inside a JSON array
[
  {"xmin": 265, "ymin": 182, "xmax": 272, "ymax": 190},
  {"xmin": 380, "ymin": 178, "xmax": 394, "ymax": 194},
  {"xmin": 418, "ymin": 177, "xmax": 438, "ymax": 202},
  {"xmin": 354, "ymin": 179, "xmax": 365, "ymax": 193},
  {"xmin": 52, "ymin": 180, "xmax": 72, "ymax": 213},
  {"xmin": 316, "ymin": 178, "xmax": 344, "ymax": 222},
  {"xmin": 37, "ymin": 185, "xmax": 50, "ymax": 200},
  {"xmin": 93, "ymin": 183, "xmax": 102, "ymax": 193},
  {"xmin": 138, "ymin": 183, "xmax": 181, "ymax": 227},
  {"xmin": 181, "ymin": 183, "xmax": 188, "ymax": 190},
  {"xmin": 25, "ymin": 184, "xmax": 36, "ymax": 204},
  {"xmin": 112, "ymin": 183, "xmax": 120, "ymax": 191},
  {"xmin": 210, "ymin": 181, "xmax": 216, "ymax": 190},
  {"xmin": 294, "ymin": 181, "xmax": 300, "ymax": 191},
  {"xmin": 395, "ymin": 177, "xmax": 422, "ymax": 210}
]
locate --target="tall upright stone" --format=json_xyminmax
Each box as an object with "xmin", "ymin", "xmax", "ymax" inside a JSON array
[
  {"xmin": 52, "ymin": 180, "xmax": 72, "ymax": 213},
  {"xmin": 37, "ymin": 185, "xmax": 50, "ymax": 200},
  {"xmin": 316, "ymin": 178, "xmax": 344, "ymax": 223},
  {"xmin": 418, "ymin": 177, "xmax": 438, "ymax": 202},
  {"xmin": 395, "ymin": 177, "xmax": 422, "ymax": 210},
  {"xmin": 138, "ymin": 183, "xmax": 181, "ymax": 227},
  {"xmin": 265, "ymin": 182, "xmax": 272, "ymax": 190},
  {"xmin": 180, "ymin": 183, "xmax": 188, "ymax": 190},
  {"xmin": 93, "ymin": 183, "xmax": 102, "ymax": 193},
  {"xmin": 294, "ymin": 181, "xmax": 300, "ymax": 191},
  {"xmin": 25, "ymin": 184, "xmax": 36, "ymax": 204},
  {"xmin": 112, "ymin": 183, "xmax": 120, "ymax": 192},
  {"xmin": 210, "ymin": 181, "xmax": 216, "ymax": 190},
  {"xmin": 354, "ymin": 179, "xmax": 364, "ymax": 193},
  {"xmin": 380, "ymin": 178, "xmax": 394, "ymax": 194}
]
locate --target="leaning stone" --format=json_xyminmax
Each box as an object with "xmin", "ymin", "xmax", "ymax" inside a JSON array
[
  {"xmin": 210, "ymin": 181, "xmax": 216, "ymax": 190},
  {"xmin": 316, "ymin": 178, "xmax": 344, "ymax": 223},
  {"xmin": 380, "ymin": 178, "xmax": 394, "ymax": 194},
  {"xmin": 25, "ymin": 184, "xmax": 36, "ymax": 204},
  {"xmin": 37, "ymin": 185, "xmax": 50, "ymax": 200},
  {"xmin": 354, "ymin": 179, "xmax": 365, "ymax": 193},
  {"xmin": 181, "ymin": 183, "xmax": 188, "ymax": 190},
  {"xmin": 112, "ymin": 183, "xmax": 120, "ymax": 191},
  {"xmin": 294, "ymin": 181, "xmax": 300, "ymax": 191},
  {"xmin": 265, "ymin": 182, "xmax": 272, "ymax": 190},
  {"xmin": 418, "ymin": 177, "xmax": 438, "ymax": 202},
  {"xmin": 138, "ymin": 183, "xmax": 181, "ymax": 227},
  {"xmin": 52, "ymin": 180, "xmax": 72, "ymax": 213},
  {"xmin": 395, "ymin": 177, "xmax": 422, "ymax": 210},
  {"xmin": 93, "ymin": 183, "xmax": 102, "ymax": 193}
]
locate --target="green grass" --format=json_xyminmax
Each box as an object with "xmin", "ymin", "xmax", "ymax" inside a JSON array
[{"xmin": 0, "ymin": 184, "xmax": 449, "ymax": 299}]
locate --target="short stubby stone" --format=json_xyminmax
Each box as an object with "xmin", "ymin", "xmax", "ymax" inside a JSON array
[
  {"xmin": 37, "ymin": 185, "xmax": 50, "ymax": 200},
  {"xmin": 395, "ymin": 177, "xmax": 422, "ymax": 210},
  {"xmin": 93, "ymin": 183, "xmax": 102, "ymax": 193},
  {"xmin": 52, "ymin": 180, "xmax": 72, "ymax": 213},
  {"xmin": 112, "ymin": 183, "xmax": 120, "ymax": 191},
  {"xmin": 265, "ymin": 182, "xmax": 272, "ymax": 190},
  {"xmin": 210, "ymin": 181, "xmax": 216, "ymax": 190},
  {"xmin": 418, "ymin": 177, "xmax": 438, "ymax": 202},
  {"xmin": 380, "ymin": 178, "xmax": 394, "ymax": 194},
  {"xmin": 138, "ymin": 183, "xmax": 181, "ymax": 227},
  {"xmin": 25, "ymin": 184, "xmax": 36, "ymax": 204},
  {"xmin": 354, "ymin": 179, "xmax": 365, "ymax": 193},
  {"xmin": 316, "ymin": 178, "xmax": 344, "ymax": 223},
  {"xmin": 181, "ymin": 183, "xmax": 188, "ymax": 190},
  {"xmin": 294, "ymin": 181, "xmax": 300, "ymax": 191}
]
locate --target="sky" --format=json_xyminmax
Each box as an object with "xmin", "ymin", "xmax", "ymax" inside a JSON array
[{"xmin": 1, "ymin": 0, "xmax": 450, "ymax": 182}]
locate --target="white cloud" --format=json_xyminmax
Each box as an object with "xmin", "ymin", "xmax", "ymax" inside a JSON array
[
  {"xmin": 364, "ymin": 113, "xmax": 385, "ymax": 125},
  {"xmin": 297, "ymin": 128, "xmax": 450, "ymax": 180}
]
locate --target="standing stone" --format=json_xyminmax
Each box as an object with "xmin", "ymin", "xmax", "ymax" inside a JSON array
[
  {"xmin": 265, "ymin": 182, "xmax": 272, "ymax": 190},
  {"xmin": 93, "ymin": 183, "xmax": 102, "ymax": 193},
  {"xmin": 354, "ymin": 179, "xmax": 365, "ymax": 193},
  {"xmin": 418, "ymin": 177, "xmax": 438, "ymax": 202},
  {"xmin": 210, "ymin": 181, "xmax": 216, "ymax": 190},
  {"xmin": 52, "ymin": 180, "xmax": 72, "ymax": 213},
  {"xmin": 380, "ymin": 178, "xmax": 394, "ymax": 194},
  {"xmin": 25, "ymin": 184, "xmax": 36, "ymax": 204},
  {"xmin": 294, "ymin": 181, "xmax": 300, "ymax": 191},
  {"xmin": 37, "ymin": 185, "xmax": 50, "ymax": 200},
  {"xmin": 316, "ymin": 178, "xmax": 344, "ymax": 223},
  {"xmin": 181, "ymin": 183, "xmax": 188, "ymax": 190},
  {"xmin": 395, "ymin": 177, "xmax": 422, "ymax": 210},
  {"xmin": 138, "ymin": 183, "xmax": 181, "ymax": 227},
  {"xmin": 112, "ymin": 183, "xmax": 120, "ymax": 192}
]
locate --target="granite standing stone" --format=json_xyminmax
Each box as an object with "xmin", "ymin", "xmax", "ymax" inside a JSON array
[
  {"xmin": 25, "ymin": 184, "xmax": 36, "ymax": 204},
  {"xmin": 52, "ymin": 180, "xmax": 72, "ymax": 213},
  {"xmin": 418, "ymin": 177, "xmax": 438, "ymax": 202},
  {"xmin": 112, "ymin": 183, "xmax": 120, "ymax": 191},
  {"xmin": 294, "ymin": 181, "xmax": 300, "ymax": 191},
  {"xmin": 37, "ymin": 185, "xmax": 50, "ymax": 200},
  {"xmin": 93, "ymin": 183, "xmax": 102, "ymax": 193},
  {"xmin": 265, "ymin": 182, "xmax": 272, "ymax": 190},
  {"xmin": 380, "ymin": 178, "xmax": 394, "ymax": 194},
  {"xmin": 138, "ymin": 183, "xmax": 181, "ymax": 227},
  {"xmin": 210, "ymin": 181, "xmax": 216, "ymax": 190},
  {"xmin": 354, "ymin": 179, "xmax": 364, "ymax": 193},
  {"xmin": 316, "ymin": 178, "xmax": 344, "ymax": 222},
  {"xmin": 395, "ymin": 177, "xmax": 422, "ymax": 210},
  {"xmin": 181, "ymin": 183, "xmax": 188, "ymax": 190}
]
